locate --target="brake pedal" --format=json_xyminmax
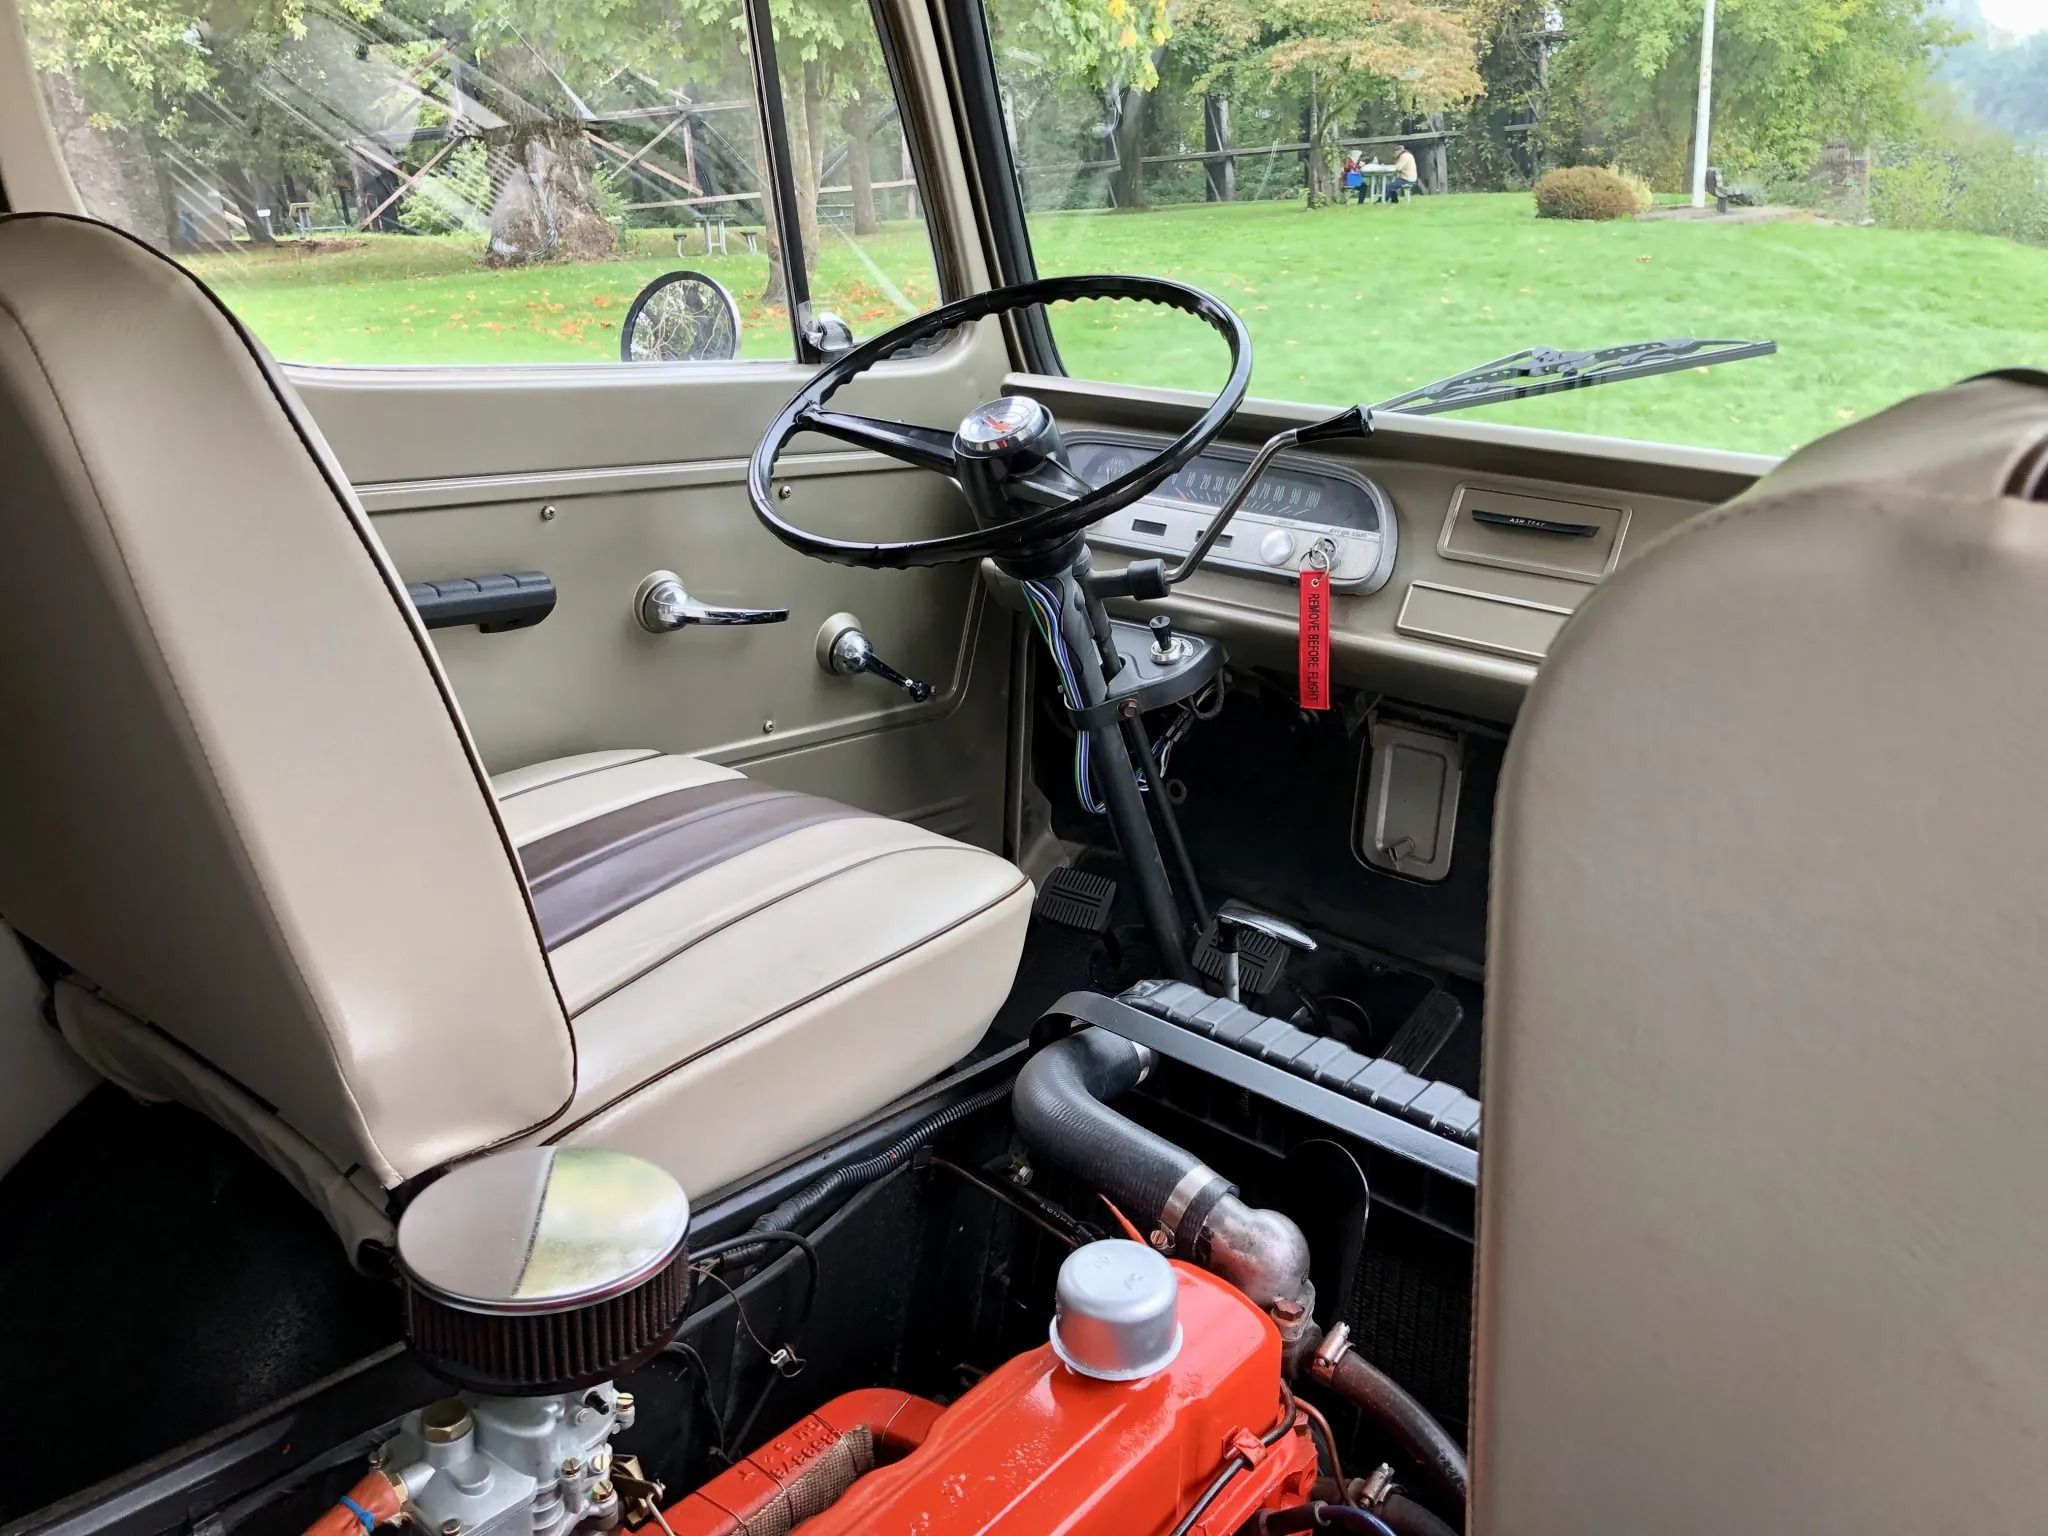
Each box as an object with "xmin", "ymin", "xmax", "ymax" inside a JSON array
[
  {"xmin": 1034, "ymin": 867, "xmax": 1118, "ymax": 934},
  {"xmin": 1192, "ymin": 927, "xmax": 1290, "ymax": 998}
]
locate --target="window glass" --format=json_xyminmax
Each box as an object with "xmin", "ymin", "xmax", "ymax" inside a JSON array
[
  {"xmin": 23, "ymin": 0, "xmax": 940, "ymax": 365},
  {"xmin": 766, "ymin": 2, "xmax": 943, "ymax": 346},
  {"xmin": 980, "ymin": 0, "xmax": 2048, "ymax": 458}
]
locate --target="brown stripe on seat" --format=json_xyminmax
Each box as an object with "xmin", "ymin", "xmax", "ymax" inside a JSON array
[{"xmin": 519, "ymin": 780, "xmax": 875, "ymax": 949}]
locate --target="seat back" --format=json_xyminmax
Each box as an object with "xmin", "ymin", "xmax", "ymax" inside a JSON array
[
  {"xmin": 0, "ymin": 215, "xmax": 572, "ymax": 1188},
  {"xmin": 1474, "ymin": 373, "xmax": 2048, "ymax": 1531}
]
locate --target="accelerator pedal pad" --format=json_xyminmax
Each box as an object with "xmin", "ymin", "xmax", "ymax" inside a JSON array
[
  {"xmin": 1381, "ymin": 988, "xmax": 1465, "ymax": 1075},
  {"xmin": 1034, "ymin": 867, "xmax": 1118, "ymax": 934},
  {"xmin": 1191, "ymin": 927, "xmax": 1291, "ymax": 999}
]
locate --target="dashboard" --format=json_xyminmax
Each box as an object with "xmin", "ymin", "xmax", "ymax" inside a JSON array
[
  {"xmin": 1027, "ymin": 394, "xmax": 1758, "ymax": 722},
  {"xmin": 1068, "ymin": 432, "xmax": 1398, "ymax": 592}
]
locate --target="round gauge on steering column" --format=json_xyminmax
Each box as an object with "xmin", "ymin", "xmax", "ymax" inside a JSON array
[{"xmin": 956, "ymin": 395, "xmax": 1056, "ymax": 457}]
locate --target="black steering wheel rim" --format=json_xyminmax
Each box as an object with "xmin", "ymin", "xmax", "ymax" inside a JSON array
[{"xmin": 746, "ymin": 274, "xmax": 1253, "ymax": 569}]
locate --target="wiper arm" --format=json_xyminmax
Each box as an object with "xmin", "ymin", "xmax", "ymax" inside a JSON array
[{"xmin": 1371, "ymin": 337, "xmax": 1777, "ymax": 418}]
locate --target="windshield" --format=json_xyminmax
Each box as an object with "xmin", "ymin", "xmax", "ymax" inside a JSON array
[{"xmin": 981, "ymin": 0, "xmax": 2048, "ymax": 458}]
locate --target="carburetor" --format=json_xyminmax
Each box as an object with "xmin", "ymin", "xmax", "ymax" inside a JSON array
[
  {"xmin": 350, "ymin": 1147, "xmax": 693, "ymax": 1536},
  {"xmin": 374, "ymin": 1387, "xmax": 636, "ymax": 1536}
]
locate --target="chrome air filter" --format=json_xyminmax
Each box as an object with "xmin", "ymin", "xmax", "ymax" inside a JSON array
[{"xmin": 396, "ymin": 1146, "xmax": 691, "ymax": 1395}]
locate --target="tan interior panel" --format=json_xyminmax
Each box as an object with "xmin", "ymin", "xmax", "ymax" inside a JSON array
[
  {"xmin": 1013, "ymin": 375, "xmax": 1761, "ymax": 719},
  {"xmin": 1395, "ymin": 582, "xmax": 1573, "ymax": 664},
  {"xmin": 1438, "ymin": 483, "xmax": 1630, "ymax": 582}
]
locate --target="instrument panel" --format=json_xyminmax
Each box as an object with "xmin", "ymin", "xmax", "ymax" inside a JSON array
[{"xmin": 1068, "ymin": 432, "xmax": 1398, "ymax": 592}]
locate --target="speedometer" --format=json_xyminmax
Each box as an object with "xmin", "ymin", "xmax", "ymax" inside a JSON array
[
  {"xmin": 1067, "ymin": 442, "xmax": 1387, "ymax": 535},
  {"xmin": 1065, "ymin": 432, "xmax": 1398, "ymax": 593}
]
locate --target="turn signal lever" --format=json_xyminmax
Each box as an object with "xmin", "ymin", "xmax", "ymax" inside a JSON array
[{"xmin": 818, "ymin": 613, "xmax": 934, "ymax": 702}]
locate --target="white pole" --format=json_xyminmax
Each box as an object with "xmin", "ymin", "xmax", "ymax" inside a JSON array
[{"xmin": 1690, "ymin": 0, "xmax": 1718, "ymax": 207}]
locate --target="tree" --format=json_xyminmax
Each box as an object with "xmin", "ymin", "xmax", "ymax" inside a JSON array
[
  {"xmin": 1546, "ymin": 0, "xmax": 1946, "ymax": 184},
  {"xmin": 985, "ymin": 0, "xmax": 1174, "ymax": 208},
  {"xmin": 24, "ymin": 0, "xmax": 382, "ymax": 244},
  {"xmin": 1938, "ymin": 8, "xmax": 2048, "ymax": 141},
  {"xmin": 1183, "ymin": 0, "xmax": 1487, "ymax": 204}
]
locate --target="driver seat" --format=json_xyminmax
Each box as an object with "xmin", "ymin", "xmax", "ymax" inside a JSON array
[{"xmin": 0, "ymin": 214, "xmax": 1031, "ymax": 1249}]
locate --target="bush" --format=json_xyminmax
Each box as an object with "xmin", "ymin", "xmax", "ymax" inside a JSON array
[
  {"xmin": 1603, "ymin": 163, "xmax": 1657, "ymax": 213},
  {"xmin": 1871, "ymin": 137, "xmax": 2048, "ymax": 247},
  {"xmin": 1533, "ymin": 165, "xmax": 1643, "ymax": 221}
]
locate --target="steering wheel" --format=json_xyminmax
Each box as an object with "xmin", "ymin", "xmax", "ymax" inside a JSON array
[{"xmin": 747, "ymin": 275, "xmax": 1252, "ymax": 569}]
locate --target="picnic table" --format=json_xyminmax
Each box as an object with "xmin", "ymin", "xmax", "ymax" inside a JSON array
[{"xmin": 680, "ymin": 211, "xmax": 759, "ymax": 257}]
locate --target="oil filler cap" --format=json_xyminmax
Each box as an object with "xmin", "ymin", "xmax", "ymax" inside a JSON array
[{"xmin": 1050, "ymin": 1238, "xmax": 1182, "ymax": 1381}]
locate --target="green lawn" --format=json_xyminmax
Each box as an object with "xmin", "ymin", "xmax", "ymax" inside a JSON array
[
  {"xmin": 189, "ymin": 224, "xmax": 942, "ymax": 366},
  {"xmin": 193, "ymin": 194, "xmax": 2048, "ymax": 456}
]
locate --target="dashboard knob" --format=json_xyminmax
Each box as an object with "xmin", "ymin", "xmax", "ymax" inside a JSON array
[{"xmin": 1258, "ymin": 527, "xmax": 1296, "ymax": 568}]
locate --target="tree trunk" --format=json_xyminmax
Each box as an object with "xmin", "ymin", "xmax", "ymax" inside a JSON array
[
  {"xmin": 761, "ymin": 202, "xmax": 790, "ymax": 309},
  {"xmin": 42, "ymin": 75, "xmax": 171, "ymax": 246},
  {"xmin": 1111, "ymin": 84, "xmax": 1148, "ymax": 209},
  {"xmin": 1304, "ymin": 79, "xmax": 1328, "ymax": 207},
  {"xmin": 802, "ymin": 60, "xmax": 827, "ymax": 259},
  {"xmin": 486, "ymin": 122, "xmax": 615, "ymax": 266},
  {"xmin": 760, "ymin": 65, "xmax": 827, "ymax": 308},
  {"xmin": 219, "ymin": 167, "xmax": 277, "ymax": 245},
  {"xmin": 1203, "ymin": 94, "xmax": 1235, "ymax": 203},
  {"xmin": 842, "ymin": 97, "xmax": 877, "ymax": 235}
]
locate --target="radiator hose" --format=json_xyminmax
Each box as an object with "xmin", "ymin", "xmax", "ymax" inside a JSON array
[
  {"xmin": 1312, "ymin": 1324, "xmax": 1469, "ymax": 1525},
  {"xmin": 1011, "ymin": 1028, "xmax": 1314, "ymax": 1310},
  {"xmin": 1015, "ymin": 1028, "xmax": 1468, "ymax": 1523}
]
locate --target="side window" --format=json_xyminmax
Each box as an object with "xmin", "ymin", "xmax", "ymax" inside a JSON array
[
  {"xmin": 22, "ymin": 0, "xmax": 940, "ymax": 366},
  {"xmin": 766, "ymin": 0, "xmax": 943, "ymax": 349}
]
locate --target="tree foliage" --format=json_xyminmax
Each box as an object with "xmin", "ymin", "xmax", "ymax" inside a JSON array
[
  {"xmin": 1546, "ymin": 0, "xmax": 1945, "ymax": 182},
  {"xmin": 1181, "ymin": 0, "xmax": 1488, "ymax": 200}
]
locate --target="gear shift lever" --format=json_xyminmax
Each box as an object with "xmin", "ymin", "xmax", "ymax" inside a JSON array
[{"xmin": 1212, "ymin": 899, "xmax": 1317, "ymax": 1002}]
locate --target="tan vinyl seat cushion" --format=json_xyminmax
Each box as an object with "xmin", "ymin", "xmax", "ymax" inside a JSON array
[
  {"xmin": 1472, "ymin": 372, "xmax": 2048, "ymax": 1533},
  {"xmin": 0, "ymin": 212, "xmax": 1028, "ymax": 1228},
  {"xmin": 489, "ymin": 750, "xmax": 1029, "ymax": 1194}
]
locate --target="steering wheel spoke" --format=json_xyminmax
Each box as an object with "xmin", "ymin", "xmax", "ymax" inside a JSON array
[{"xmin": 801, "ymin": 408, "xmax": 959, "ymax": 476}]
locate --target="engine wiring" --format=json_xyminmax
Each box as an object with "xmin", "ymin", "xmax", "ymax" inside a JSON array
[
  {"xmin": 656, "ymin": 1230, "xmax": 824, "ymax": 1470},
  {"xmin": 1020, "ymin": 577, "xmax": 1107, "ymax": 814},
  {"xmin": 1020, "ymin": 579, "xmax": 1222, "ymax": 813},
  {"xmin": 1166, "ymin": 1384, "xmax": 1301, "ymax": 1536}
]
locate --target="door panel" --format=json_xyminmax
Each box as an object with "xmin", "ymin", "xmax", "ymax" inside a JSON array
[{"xmin": 309, "ymin": 335, "xmax": 1019, "ymax": 848}]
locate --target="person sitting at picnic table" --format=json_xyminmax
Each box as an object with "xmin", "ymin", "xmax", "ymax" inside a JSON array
[
  {"xmin": 1342, "ymin": 155, "xmax": 1366, "ymax": 204},
  {"xmin": 1385, "ymin": 144, "xmax": 1420, "ymax": 203}
]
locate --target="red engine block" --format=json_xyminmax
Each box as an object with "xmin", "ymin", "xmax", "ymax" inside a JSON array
[{"xmin": 660, "ymin": 1261, "xmax": 1317, "ymax": 1535}]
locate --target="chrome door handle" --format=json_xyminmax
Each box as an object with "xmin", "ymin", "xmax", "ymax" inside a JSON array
[{"xmin": 634, "ymin": 570, "xmax": 789, "ymax": 633}]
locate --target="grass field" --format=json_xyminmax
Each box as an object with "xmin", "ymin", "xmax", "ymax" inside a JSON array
[{"xmin": 192, "ymin": 193, "xmax": 2048, "ymax": 456}]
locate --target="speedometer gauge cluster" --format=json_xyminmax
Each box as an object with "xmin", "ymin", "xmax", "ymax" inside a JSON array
[{"xmin": 1067, "ymin": 432, "xmax": 1398, "ymax": 592}]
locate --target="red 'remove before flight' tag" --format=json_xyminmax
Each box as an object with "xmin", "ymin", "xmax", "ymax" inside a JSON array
[{"xmin": 1298, "ymin": 568, "xmax": 1331, "ymax": 711}]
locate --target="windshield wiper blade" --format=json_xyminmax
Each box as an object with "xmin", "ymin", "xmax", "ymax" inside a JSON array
[{"xmin": 1371, "ymin": 337, "xmax": 1777, "ymax": 418}]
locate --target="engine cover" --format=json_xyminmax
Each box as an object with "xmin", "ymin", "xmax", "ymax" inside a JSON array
[{"xmin": 661, "ymin": 1261, "xmax": 1316, "ymax": 1535}]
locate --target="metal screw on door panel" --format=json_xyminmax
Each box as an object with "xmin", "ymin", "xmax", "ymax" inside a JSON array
[
  {"xmin": 540, "ymin": 504, "xmax": 558, "ymax": 521},
  {"xmin": 776, "ymin": 484, "xmax": 793, "ymax": 500}
]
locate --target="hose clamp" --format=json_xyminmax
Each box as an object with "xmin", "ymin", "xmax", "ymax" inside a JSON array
[
  {"xmin": 1157, "ymin": 1163, "xmax": 1218, "ymax": 1241},
  {"xmin": 1309, "ymin": 1319, "xmax": 1353, "ymax": 1383}
]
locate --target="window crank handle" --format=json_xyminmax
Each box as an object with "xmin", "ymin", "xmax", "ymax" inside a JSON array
[{"xmin": 820, "ymin": 614, "xmax": 934, "ymax": 702}]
